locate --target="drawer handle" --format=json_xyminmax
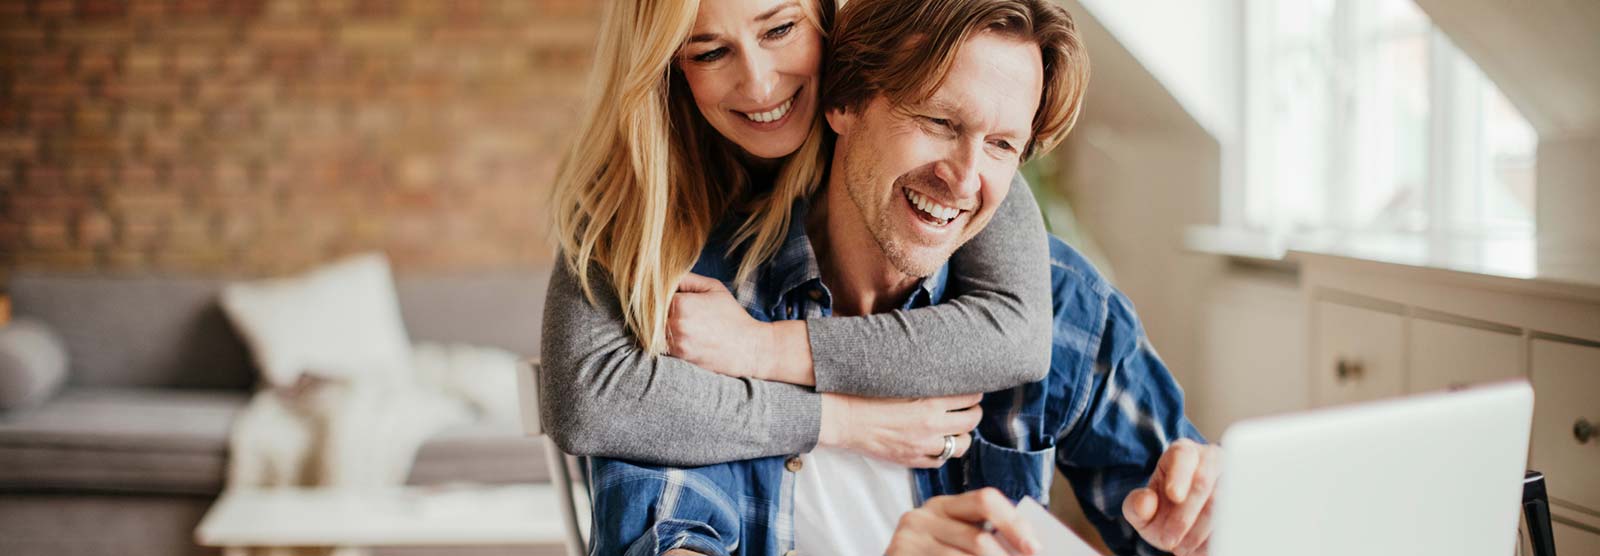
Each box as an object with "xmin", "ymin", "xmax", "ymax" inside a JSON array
[
  {"xmin": 1335, "ymin": 358, "xmax": 1365, "ymax": 382},
  {"xmin": 1577, "ymin": 418, "xmax": 1597, "ymax": 445}
]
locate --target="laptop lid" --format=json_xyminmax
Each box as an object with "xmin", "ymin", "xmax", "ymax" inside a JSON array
[{"xmin": 1211, "ymin": 380, "xmax": 1534, "ymax": 556}]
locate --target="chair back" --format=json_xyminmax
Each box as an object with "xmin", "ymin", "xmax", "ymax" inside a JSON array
[{"xmin": 517, "ymin": 359, "xmax": 589, "ymax": 556}]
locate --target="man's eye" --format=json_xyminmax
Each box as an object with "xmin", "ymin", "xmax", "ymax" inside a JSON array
[
  {"xmin": 991, "ymin": 139, "xmax": 1016, "ymax": 152},
  {"xmin": 765, "ymin": 22, "xmax": 796, "ymax": 40},
  {"xmin": 692, "ymin": 48, "xmax": 729, "ymax": 63},
  {"xmin": 922, "ymin": 116, "xmax": 953, "ymax": 129}
]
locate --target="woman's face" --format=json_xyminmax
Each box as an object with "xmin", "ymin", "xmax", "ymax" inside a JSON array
[{"xmin": 677, "ymin": 0, "xmax": 823, "ymax": 161}]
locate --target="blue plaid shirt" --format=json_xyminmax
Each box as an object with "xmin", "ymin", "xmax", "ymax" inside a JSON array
[{"xmin": 587, "ymin": 199, "xmax": 1204, "ymax": 556}]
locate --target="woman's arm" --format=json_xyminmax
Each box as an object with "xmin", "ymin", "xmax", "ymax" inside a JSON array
[
  {"xmin": 539, "ymin": 260, "xmax": 820, "ymax": 465},
  {"xmin": 542, "ymin": 259, "xmax": 986, "ymax": 467},
  {"xmin": 673, "ymin": 173, "xmax": 1053, "ymax": 397}
]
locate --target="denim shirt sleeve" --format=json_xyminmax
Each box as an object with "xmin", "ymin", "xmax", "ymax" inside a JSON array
[
  {"xmin": 587, "ymin": 458, "xmax": 745, "ymax": 556},
  {"xmin": 1055, "ymin": 286, "xmax": 1206, "ymax": 556}
]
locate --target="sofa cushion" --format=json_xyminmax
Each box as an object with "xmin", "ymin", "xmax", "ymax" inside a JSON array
[
  {"xmin": 0, "ymin": 388, "xmax": 551, "ymax": 495},
  {"xmin": 220, "ymin": 253, "xmax": 413, "ymax": 388},
  {"xmin": 0, "ymin": 388, "xmax": 245, "ymax": 494},
  {"xmin": 0, "ymin": 318, "xmax": 70, "ymax": 412}
]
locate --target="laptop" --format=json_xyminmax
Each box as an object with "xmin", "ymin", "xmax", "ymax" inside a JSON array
[{"xmin": 1210, "ymin": 380, "xmax": 1534, "ymax": 556}]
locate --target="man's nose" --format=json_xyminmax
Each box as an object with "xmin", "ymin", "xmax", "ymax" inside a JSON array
[
  {"xmin": 935, "ymin": 140, "xmax": 984, "ymax": 200},
  {"xmin": 737, "ymin": 48, "xmax": 779, "ymax": 103}
]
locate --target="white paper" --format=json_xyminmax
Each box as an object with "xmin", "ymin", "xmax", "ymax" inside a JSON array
[{"xmin": 1013, "ymin": 497, "xmax": 1102, "ymax": 556}]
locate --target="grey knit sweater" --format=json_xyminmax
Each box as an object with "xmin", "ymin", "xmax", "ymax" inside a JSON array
[{"xmin": 538, "ymin": 176, "xmax": 1052, "ymax": 466}]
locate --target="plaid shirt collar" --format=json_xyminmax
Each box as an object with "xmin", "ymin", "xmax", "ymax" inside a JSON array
[{"xmin": 734, "ymin": 196, "xmax": 950, "ymax": 318}]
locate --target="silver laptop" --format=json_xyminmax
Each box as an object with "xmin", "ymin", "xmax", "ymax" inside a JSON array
[{"xmin": 1211, "ymin": 380, "xmax": 1534, "ymax": 556}]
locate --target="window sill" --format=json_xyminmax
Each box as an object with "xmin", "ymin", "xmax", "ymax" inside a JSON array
[{"xmin": 1184, "ymin": 225, "xmax": 1540, "ymax": 281}]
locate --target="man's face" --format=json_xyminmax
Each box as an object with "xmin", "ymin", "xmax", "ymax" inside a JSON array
[{"xmin": 826, "ymin": 31, "xmax": 1044, "ymax": 278}]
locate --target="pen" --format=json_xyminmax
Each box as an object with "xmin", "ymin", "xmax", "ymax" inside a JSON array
[{"xmin": 981, "ymin": 520, "xmax": 1028, "ymax": 555}]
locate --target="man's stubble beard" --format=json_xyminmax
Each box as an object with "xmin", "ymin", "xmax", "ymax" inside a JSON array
[{"xmin": 841, "ymin": 137, "xmax": 949, "ymax": 279}]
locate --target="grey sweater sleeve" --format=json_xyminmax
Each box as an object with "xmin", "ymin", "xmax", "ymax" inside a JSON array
[
  {"xmin": 806, "ymin": 173, "xmax": 1053, "ymax": 397},
  {"xmin": 539, "ymin": 260, "xmax": 821, "ymax": 465}
]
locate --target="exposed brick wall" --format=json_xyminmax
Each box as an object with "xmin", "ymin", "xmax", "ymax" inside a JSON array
[{"xmin": 0, "ymin": 0, "xmax": 598, "ymax": 286}]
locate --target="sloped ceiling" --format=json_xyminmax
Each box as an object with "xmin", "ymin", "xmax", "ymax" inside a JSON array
[
  {"xmin": 1415, "ymin": 0, "xmax": 1600, "ymax": 136},
  {"xmin": 1056, "ymin": 0, "xmax": 1211, "ymax": 139}
]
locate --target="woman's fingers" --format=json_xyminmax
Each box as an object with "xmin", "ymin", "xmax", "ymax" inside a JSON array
[
  {"xmin": 917, "ymin": 432, "xmax": 973, "ymax": 465},
  {"xmin": 934, "ymin": 392, "xmax": 984, "ymax": 410},
  {"xmin": 675, "ymin": 272, "xmax": 725, "ymax": 293},
  {"xmin": 940, "ymin": 403, "xmax": 984, "ymax": 434}
]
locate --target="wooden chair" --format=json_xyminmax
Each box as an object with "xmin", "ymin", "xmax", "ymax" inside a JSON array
[{"xmin": 515, "ymin": 359, "xmax": 590, "ymax": 556}]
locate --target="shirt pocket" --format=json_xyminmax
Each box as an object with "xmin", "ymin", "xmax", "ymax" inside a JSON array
[{"xmin": 963, "ymin": 428, "xmax": 1056, "ymax": 505}]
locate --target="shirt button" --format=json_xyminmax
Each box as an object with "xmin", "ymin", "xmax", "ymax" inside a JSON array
[
  {"xmin": 807, "ymin": 288, "xmax": 822, "ymax": 301},
  {"xmin": 785, "ymin": 455, "xmax": 804, "ymax": 472}
]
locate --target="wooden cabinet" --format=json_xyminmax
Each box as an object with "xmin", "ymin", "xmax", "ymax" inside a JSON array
[
  {"xmin": 1297, "ymin": 251, "xmax": 1600, "ymax": 556},
  {"xmin": 1312, "ymin": 300, "xmax": 1405, "ymax": 406},
  {"xmin": 1552, "ymin": 521, "xmax": 1600, "ymax": 556},
  {"xmin": 1409, "ymin": 317, "xmax": 1524, "ymax": 393},
  {"xmin": 1529, "ymin": 339, "xmax": 1600, "ymax": 514}
]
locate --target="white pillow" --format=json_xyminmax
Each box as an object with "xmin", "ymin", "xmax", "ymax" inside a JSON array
[{"xmin": 220, "ymin": 252, "xmax": 413, "ymax": 388}]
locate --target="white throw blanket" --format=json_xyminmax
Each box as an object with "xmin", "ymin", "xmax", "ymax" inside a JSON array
[{"xmin": 225, "ymin": 342, "xmax": 523, "ymax": 556}]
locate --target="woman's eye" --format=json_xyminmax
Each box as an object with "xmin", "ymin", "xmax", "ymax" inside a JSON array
[
  {"xmin": 922, "ymin": 116, "xmax": 953, "ymax": 130},
  {"xmin": 765, "ymin": 22, "xmax": 796, "ymax": 40},
  {"xmin": 991, "ymin": 140, "xmax": 1016, "ymax": 152},
  {"xmin": 692, "ymin": 48, "xmax": 729, "ymax": 63}
]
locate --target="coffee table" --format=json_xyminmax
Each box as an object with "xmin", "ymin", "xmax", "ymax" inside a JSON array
[{"xmin": 195, "ymin": 483, "xmax": 578, "ymax": 555}]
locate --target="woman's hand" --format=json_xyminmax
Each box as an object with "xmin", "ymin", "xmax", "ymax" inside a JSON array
[
  {"xmin": 820, "ymin": 393, "xmax": 984, "ymax": 468},
  {"xmin": 886, "ymin": 488, "xmax": 1040, "ymax": 556},
  {"xmin": 667, "ymin": 273, "xmax": 813, "ymax": 382}
]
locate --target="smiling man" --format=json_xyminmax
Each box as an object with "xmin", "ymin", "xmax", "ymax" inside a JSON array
[{"xmin": 586, "ymin": 1, "xmax": 1218, "ymax": 555}]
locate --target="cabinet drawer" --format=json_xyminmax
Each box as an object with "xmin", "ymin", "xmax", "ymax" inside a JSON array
[
  {"xmin": 1409, "ymin": 317, "xmax": 1524, "ymax": 393},
  {"xmin": 1313, "ymin": 300, "xmax": 1405, "ymax": 407},
  {"xmin": 1529, "ymin": 339, "xmax": 1600, "ymax": 513},
  {"xmin": 1553, "ymin": 520, "xmax": 1600, "ymax": 556}
]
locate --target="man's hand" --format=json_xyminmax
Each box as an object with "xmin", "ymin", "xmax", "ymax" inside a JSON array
[
  {"xmin": 887, "ymin": 488, "xmax": 1040, "ymax": 556},
  {"xmin": 821, "ymin": 393, "xmax": 983, "ymax": 468},
  {"xmin": 1122, "ymin": 439, "xmax": 1222, "ymax": 555}
]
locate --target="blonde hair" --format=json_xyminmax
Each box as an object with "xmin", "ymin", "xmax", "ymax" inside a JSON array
[{"xmin": 552, "ymin": 0, "xmax": 833, "ymax": 354}]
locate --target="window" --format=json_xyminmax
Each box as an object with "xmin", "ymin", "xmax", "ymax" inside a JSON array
[{"xmin": 1242, "ymin": 0, "xmax": 1536, "ymax": 268}]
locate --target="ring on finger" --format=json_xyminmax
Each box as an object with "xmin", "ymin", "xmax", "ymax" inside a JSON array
[{"xmin": 934, "ymin": 434, "xmax": 956, "ymax": 463}]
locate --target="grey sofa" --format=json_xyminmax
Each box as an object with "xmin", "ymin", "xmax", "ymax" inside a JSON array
[{"xmin": 0, "ymin": 268, "xmax": 558, "ymax": 556}]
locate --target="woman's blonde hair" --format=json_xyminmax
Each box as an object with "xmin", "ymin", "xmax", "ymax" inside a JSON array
[{"xmin": 552, "ymin": 0, "xmax": 833, "ymax": 354}]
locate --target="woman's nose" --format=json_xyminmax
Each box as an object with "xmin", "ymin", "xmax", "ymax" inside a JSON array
[{"xmin": 737, "ymin": 49, "xmax": 779, "ymax": 103}]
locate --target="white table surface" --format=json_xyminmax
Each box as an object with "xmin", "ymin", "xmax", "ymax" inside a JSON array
[{"xmin": 195, "ymin": 483, "xmax": 569, "ymax": 548}]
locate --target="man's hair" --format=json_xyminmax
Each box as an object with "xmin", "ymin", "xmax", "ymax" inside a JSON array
[{"xmin": 822, "ymin": 0, "xmax": 1089, "ymax": 159}]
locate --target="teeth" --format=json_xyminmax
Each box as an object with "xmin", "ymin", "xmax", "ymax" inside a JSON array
[
  {"xmin": 906, "ymin": 189, "xmax": 960, "ymax": 222},
  {"xmin": 743, "ymin": 97, "xmax": 793, "ymax": 123}
]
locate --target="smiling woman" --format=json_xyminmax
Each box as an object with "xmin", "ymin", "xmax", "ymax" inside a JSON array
[{"xmin": 677, "ymin": 0, "xmax": 824, "ymax": 160}]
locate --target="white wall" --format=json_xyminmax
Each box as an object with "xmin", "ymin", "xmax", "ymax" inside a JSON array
[
  {"xmin": 1053, "ymin": 1, "xmax": 1306, "ymax": 439},
  {"xmin": 1073, "ymin": 0, "xmax": 1247, "ymax": 224}
]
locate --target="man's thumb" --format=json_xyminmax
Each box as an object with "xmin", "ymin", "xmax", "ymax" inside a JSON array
[{"xmin": 1122, "ymin": 487, "xmax": 1160, "ymax": 528}]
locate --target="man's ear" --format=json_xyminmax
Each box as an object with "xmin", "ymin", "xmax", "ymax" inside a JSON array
[{"xmin": 825, "ymin": 105, "xmax": 855, "ymax": 135}]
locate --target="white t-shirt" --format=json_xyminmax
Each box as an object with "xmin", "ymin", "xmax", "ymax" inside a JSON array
[{"xmin": 793, "ymin": 446, "xmax": 916, "ymax": 555}]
